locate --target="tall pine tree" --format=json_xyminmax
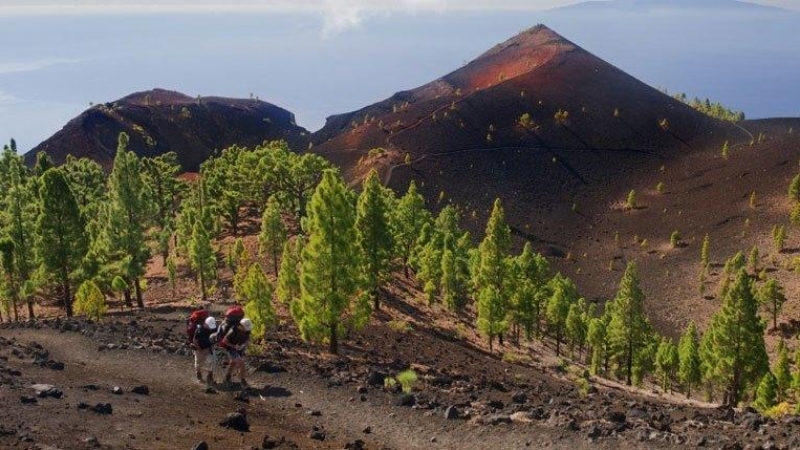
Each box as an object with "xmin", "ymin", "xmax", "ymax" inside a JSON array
[
  {"xmin": 704, "ymin": 270, "xmax": 769, "ymax": 406},
  {"xmin": 102, "ymin": 133, "xmax": 151, "ymax": 308},
  {"xmin": 355, "ymin": 170, "xmax": 394, "ymax": 309},
  {"xmin": 293, "ymin": 170, "xmax": 369, "ymax": 354},
  {"xmin": 259, "ymin": 195, "xmax": 287, "ymax": 275},
  {"xmin": 678, "ymin": 322, "xmax": 702, "ymax": 398},
  {"xmin": 392, "ymin": 181, "xmax": 430, "ymax": 279},
  {"xmin": 37, "ymin": 169, "xmax": 87, "ymax": 317},
  {"xmin": 475, "ymin": 199, "xmax": 511, "ymax": 350},
  {"xmin": 607, "ymin": 262, "xmax": 653, "ymax": 386}
]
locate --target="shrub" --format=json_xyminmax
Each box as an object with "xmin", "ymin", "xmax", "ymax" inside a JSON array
[
  {"xmin": 626, "ymin": 190, "xmax": 637, "ymax": 210},
  {"xmin": 554, "ymin": 109, "xmax": 569, "ymax": 126},
  {"xmin": 388, "ymin": 320, "xmax": 412, "ymax": 333},
  {"xmin": 74, "ymin": 280, "xmax": 107, "ymax": 321},
  {"xmin": 670, "ymin": 231, "xmax": 681, "ymax": 248},
  {"xmin": 518, "ymin": 113, "xmax": 534, "ymax": 129},
  {"xmin": 396, "ymin": 369, "xmax": 418, "ymax": 394}
]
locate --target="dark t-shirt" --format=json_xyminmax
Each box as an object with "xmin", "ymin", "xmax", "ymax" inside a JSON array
[{"xmin": 194, "ymin": 325, "xmax": 215, "ymax": 350}]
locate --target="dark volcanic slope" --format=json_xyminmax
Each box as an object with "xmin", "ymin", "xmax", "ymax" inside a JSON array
[
  {"xmin": 312, "ymin": 25, "xmax": 738, "ymax": 190},
  {"xmin": 27, "ymin": 88, "xmax": 308, "ymax": 171}
]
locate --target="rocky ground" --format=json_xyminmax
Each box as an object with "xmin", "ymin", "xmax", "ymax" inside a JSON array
[{"xmin": 1, "ymin": 301, "xmax": 799, "ymax": 450}]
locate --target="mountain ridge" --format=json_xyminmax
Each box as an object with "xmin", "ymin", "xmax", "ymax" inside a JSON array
[{"xmin": 26, "ymin": 88, "xmax": 309, "ymax": 171}]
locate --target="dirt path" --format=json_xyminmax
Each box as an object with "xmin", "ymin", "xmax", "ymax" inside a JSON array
[{"xmin": 0, "ymin": 327, "xmax": 673, "ymax": 450}]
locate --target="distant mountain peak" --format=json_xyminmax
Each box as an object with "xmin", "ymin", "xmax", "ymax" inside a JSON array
[{"xmin": 554, "ymin": 0, "xmax": 784, "ymax": 12}]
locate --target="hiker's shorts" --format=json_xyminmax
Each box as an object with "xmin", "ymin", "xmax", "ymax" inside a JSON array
[
  {"xmin": 226, "ymin": 348, "xmax": 244, "ymax": 361},
  {"xmin": 194, "ymin": 348, "xmax": 216, "ymax": 373}
]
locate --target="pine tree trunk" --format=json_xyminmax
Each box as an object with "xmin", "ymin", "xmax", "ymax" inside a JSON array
[
  {"xmin": 403, "ymin": 260, "xmax": 409, "ymax": 279},
  {"xmin": 63, "ymin": 278, "xmax": 73, "ymax": 317},
  {"xmin": 12, "ymin": 294, "xmax": 19, "ymax": 322},
  {"xmin": 199, "ymin": 273, "xmax": 207, "ymax": 302},
  {"xmin": 373, "ymin": 288, "xmax": 380, "ymax": 311},
  {"xmin": 555, "ymin": 328, "xmax": 561, "ymax": 357},
  {"xmin": 26, "ymin": 298, "xmax": 34, "ymax": 319},
  {"xmin": 124, "ymin": 288, "xmax": 133, "ymax": 308},
  {"xmin": 329, "ymin": 322, "xmax": 338, "ymax": 355},
  {"xmin": 499, "ymin": 333, "xmax": 504, "ymax": 347},
  {"xmin": 627, "ymin": 340, "xmax": 633, "ymax": 386},
  {"xmin": 273, "ymin": 254, "xmax": 278, "ymax": 277},
  {"xmin": 488, "ymin": 334, "xmax": 494, "ymax": 351},
  {"xmin": 135, "ymin": 279, "xmax": 144, "ymax": 309}
]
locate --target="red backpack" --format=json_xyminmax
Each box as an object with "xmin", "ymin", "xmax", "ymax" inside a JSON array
[{"xmin": 186, "ymin": 309, "xmax": 210, "ymax": 344}]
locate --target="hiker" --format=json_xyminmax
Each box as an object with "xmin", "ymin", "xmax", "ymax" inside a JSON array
[
  {"xmin": 193, "ymin": 316, "xmax": 218, "ymax": 385},
  {"xmin": 186, "ymin": 307, "xmax": 209, "ymax": 346},
  {"xmin": 219, "ymin": 317, "xmax": 252, "ymax": 387},
  {"xmin": 215, "ymin": 305, "xmax": 244, "ymax": 338}
]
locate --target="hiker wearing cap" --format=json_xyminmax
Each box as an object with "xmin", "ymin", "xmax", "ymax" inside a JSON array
[
  {"xmin": 193, "ymin": 316, "xmax": 218, "ymax": 385},
  {"xmin": 220, "ymin": 317, "xmax": 252, "ymax": 388}
]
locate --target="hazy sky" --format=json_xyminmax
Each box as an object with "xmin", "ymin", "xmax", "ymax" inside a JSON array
[{"xmin": 1, "ymin": 0, "xmax": 797, "ymax": 35}]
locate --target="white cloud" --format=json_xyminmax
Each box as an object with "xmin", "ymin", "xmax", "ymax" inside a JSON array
[
  {"xmin": 0, "ymin": 91, "xmax": 21, "ymax": 106},
  {"xmin": 320, "ymin": 0, "xmax": 448, "ymax": 37},
  {"xmin": 0, "ymin": 58, "xmax": 84, "ymax": 75}
]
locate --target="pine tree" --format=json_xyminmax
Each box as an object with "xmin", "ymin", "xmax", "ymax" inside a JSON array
[
  {"xmin": 238, "ymin": 263, "xmax": 276, "ymax": 341},
  {"xmin": 789, "ymin": 174, "xmax": 800, "ymax": 203},
  {"xmin": 718, "ymin": 252, "xmax": 745, "ymax": 299},
  {"xmin": 791, "ymin": 348, "xmax": 800, "ymax": 400},
  {"xmin": 111, "ymin": 275, "xmax": 128, "ymax": 306},
  {"xmin": 440, "ymin": 246, "xmax": 461, "ymax": 311},
  {"xmin": 774, "ymin": 341, "xmax": 791, "ymax": 402},
  {"xmin": 293, "ymin": 170, "xmax": 368, "ymax": 355},
  {"xmin": 790, "ymin": 203, "xmax": 800, "ymax": 227},
  {"xmin": 200, "ymin": 146, "xmax": 248, "ymax": 235},
  {"xmin": 704, "ymin": 270, "xmax": 769, "ymax": 406},
  {"xmin": 678, "ymin": 322, "xmax": 702, "ymax": 398},
  {"xmin": 749, "ymin": 245, "xmax": 759, "ymax": 272},
  {"xmin": 259, "ymin": 195, "xmax": 287, "ymax": 275},
  {"xmin": 475, "ymin": 199, "xmax": 512, "ymax": 350},
  {"xmin": 166, "ymin": 257, "xmax": 177, "ymax": 298},
  {"xmin": 102, "ymin": 133, "xmax": 151, "ymax": 308},
  {"xmin": 758, "ymin": 278, "xmax": 786, "ymax": 331},
  {"xmin": 607, "ymin": 262, "xmax": 653, "ymax": 385},
  {"xmin": 753, "ymin": 372, "xmax": 778, "ymax": 412},
  {"xmin": 74, "ymin": 280, "xmax": 107, "ymax": 320},
  {"xmin": 587, "ymin": 316, "xmax": 608, "ymax": 375},
  {"xmin": 141, "ymin": 152, "xmax": 183, "ymax": 265},
  {"xmin": 392, "ymin": 181, "xmax": 430, "ymax": 279},
  {"xmin": 276, "ymin": 238, "xmax": 302, "ymax": 305},
  {"xmin": 510, "ymin": 243, "xmax": 550, "ymax": 340},
  {"xmin": 565, "ymin": 301, "xmax": 588, "ymax": 359},
  {"xmin": 355, "ymin": 170, "xmax": 394, "ymax": 309},
  {"xmin": 700, "ymin": 234, "xmax": 711, "ymax": 272},
  {"xmin": 0, "ymin": 239, "xmax": 19, "ymax": 321},
  {"xmin": 773, "ymin": 225, "xmax": 787, "ymax": 253},
  {"xmin": 229, "ymin": 237, "xmax": 247, "ymax": 274},
  {"xmin": 2, "ymin": 154, "xmax": 37, "ymax": 318},
  {"xmin": 655, "ymin": 337, "xmax": 679, "ymax": 392},
  {"xmin": 547, "ymin": 274, "xmax": 577, "ymax": 357},
  {"xmin": 37, "ymin": 169, "xmax": 88, "ymax": 317},
  {"xmin": 189, "ymin": 220, "xmax": 216, "ymax": 301}
]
